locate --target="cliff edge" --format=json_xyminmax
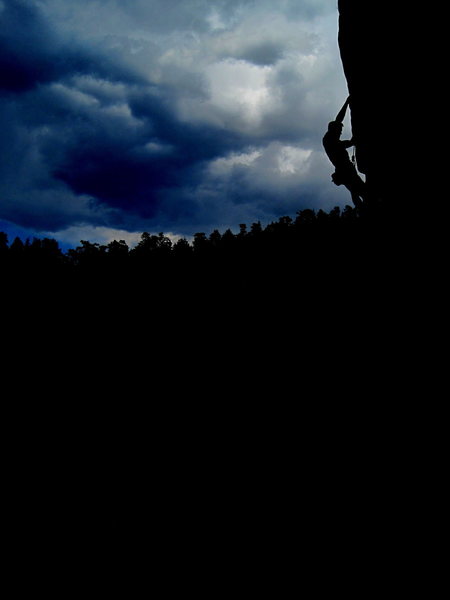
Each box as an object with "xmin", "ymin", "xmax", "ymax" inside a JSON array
[{"xmin": 337, "ymin": 2, "xmax": 416, "ymax": 214}]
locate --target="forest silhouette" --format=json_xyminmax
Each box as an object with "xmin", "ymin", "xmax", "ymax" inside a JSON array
[
  {"xmin": 1, "ymin": 200, "xmax": 409, "ymax": 362},
  {"xmin": 2, "ymin": 198, "xmax": 416, "ymax": 544},
  {"xmin": 1, "ymin": 203, "xmax": 391, "ymax": 304}
]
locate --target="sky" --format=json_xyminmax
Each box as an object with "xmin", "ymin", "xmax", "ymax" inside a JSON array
[{"xmin": 0, "ymin": 0, "xmax": 350, "ymax": 249}]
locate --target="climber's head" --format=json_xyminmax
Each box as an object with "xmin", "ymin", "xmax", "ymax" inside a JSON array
[{"xmin": 328, "ymin": 120, "xmax": 343, "ymax": 135}]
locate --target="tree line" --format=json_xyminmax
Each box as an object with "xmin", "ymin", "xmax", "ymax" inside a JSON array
[
  {"xmin": 3, "ymin": 202, "xmax": 394, "ymax": 319},
  {"xmin": 1, "ymin": 205, "xmax": 361, "ymax": 275}
]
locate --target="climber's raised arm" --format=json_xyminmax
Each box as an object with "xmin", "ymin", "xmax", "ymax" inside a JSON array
[{"xmin": 335, "ymin": 96, "xmax": 350, "ymax": 123}]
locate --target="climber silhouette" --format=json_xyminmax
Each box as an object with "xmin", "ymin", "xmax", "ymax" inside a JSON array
[{"xmin": 323, "ymin": 97, "xmax": 366, "ymax": 209}]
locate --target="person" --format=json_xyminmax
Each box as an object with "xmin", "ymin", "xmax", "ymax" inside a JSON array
[{"xmin": 322, "ymin": 97, "xmax": 366, "ymax": 209}]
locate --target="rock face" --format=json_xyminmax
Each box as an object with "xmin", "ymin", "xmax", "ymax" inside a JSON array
[{"xmin": 337, "ymin": 2, "xmax": 411, "ymax": 211}]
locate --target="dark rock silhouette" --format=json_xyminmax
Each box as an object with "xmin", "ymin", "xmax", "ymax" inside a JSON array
[{"xmin": 337, "ymin": 2, "xmax": 414, "ymax": 214}]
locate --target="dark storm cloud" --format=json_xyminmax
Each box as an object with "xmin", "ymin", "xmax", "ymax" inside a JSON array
[
  {"xmin": 0, "ymin": 0, "xmax": 54, "ymax": 91},
  {"xmin": 0, "ymin": 0, "xmax": 348, "ymax": 245},
  {"xmin": 36, "ymin": 82, "xmax": 246, "ymax": 222},
  {"xmin": 0, "ymin": 0, "xmax": 143, "ymax": 92},
  {"xmin": 0, "ymin": 0, "xmax": 249, "ymax": 229}
]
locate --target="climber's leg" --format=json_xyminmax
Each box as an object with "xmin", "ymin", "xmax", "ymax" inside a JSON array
[{"xmin": 350, "ymin": 190, "xmax": 363, "ymax": 209}]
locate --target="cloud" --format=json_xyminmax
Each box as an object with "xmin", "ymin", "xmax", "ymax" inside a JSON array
[
  {"xmin": 0, "ymin": 0, "xmax": 350, "ymax": 246},
  {"xmin": 0, "ymin": 0, "xmax": 143, "ymax": 92}
]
